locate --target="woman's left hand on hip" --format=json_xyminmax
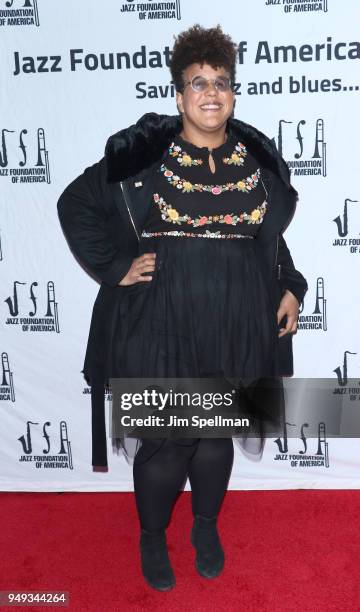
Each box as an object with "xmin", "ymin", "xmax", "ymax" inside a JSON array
[{"xmin": 277, "ymin": 290, "xmax": 299, "ymax": 337}]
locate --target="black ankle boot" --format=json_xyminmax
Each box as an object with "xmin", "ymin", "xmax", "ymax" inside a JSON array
[
  {"xmin": 191, "ymin": 515, "xmax": 225, "ymax": 578},
  {"xmin": 140, "ymin": 529, "xmax": 175, "ymax": 591}
]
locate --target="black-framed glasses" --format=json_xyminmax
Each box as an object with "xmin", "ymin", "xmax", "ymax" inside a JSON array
[{"xmin": 183, "ymin": 75, "xmax": 232, "ymax": 93}]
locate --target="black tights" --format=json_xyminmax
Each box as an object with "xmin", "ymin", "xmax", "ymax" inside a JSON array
[{"xmin": 133, "ymin": 438, "xmax": 234, "ymax": 532}]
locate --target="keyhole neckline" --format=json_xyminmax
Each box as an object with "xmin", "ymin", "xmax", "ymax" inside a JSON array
[
  {"xmin": 208, "ymin": 151, "xmax": 216, "ymax": 174},
  {"xmin": 175, "ymin": 132, "xmax": 235, "ymax": 157}
]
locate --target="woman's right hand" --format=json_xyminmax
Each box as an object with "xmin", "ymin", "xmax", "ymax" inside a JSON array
[{"xmin": 118, "ymin": 252, "xmax": 157, "ymax": 286}]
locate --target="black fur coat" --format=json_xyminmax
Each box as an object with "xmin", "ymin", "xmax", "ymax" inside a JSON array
[{"xmin": 57, "ymin": 112, "xmax": 308, "ymax": 469}]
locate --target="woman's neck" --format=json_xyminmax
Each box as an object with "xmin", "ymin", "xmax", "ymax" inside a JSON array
[{"xmin": 179, "ymin": 123, "xmax": 228, "ymax": 151}]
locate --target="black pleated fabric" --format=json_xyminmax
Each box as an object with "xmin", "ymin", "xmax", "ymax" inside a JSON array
[
  {"xmin": 113, "ymin": 236, "xmax": 280, "ymax": 379},
  {"xmin": 111, "ymin": 235, "xmax": 285, "ymax": 462}
]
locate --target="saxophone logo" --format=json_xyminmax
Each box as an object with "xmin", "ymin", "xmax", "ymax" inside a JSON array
[
  {"xmin": 265, "ymin": 0, "xmax": 328, "ymax": 14},
  {"xmin": 4, "ymin": 281, "xmax": 60, "ymax": 333},
  {"xmin": 272, "ymin": 118, "xmax": 327, "ymax": 177},
  {"xmin": 18, "ymin": 420, "xmax": 73, "ymax": 469},
  {"xmin": 0, "ymin": 0, "xmax": 40, "ymax": 27},
  {"xmin": 332, "ymin": 198, "xmax": 359, "ymax": 253},
  {"xmin": 298, "ymin": 276, "xmax": 327, "ymax": 331},
  {"xmin": 0, "ymin": 128, "xmax": 50, "ymax": 184},
  {"xmin": 120, "ymin": 0, "xmax": 181, "ymax": 21},
  {"xmin": 333, "ymin": 350, "xmax": 360, "ymax": 401},
  {"xmin": 274, "ymin": 422, "xmax": 329, "ymax": 467},
  {"xmin": 0, "ymin": 352, "xmax": 15, "ymax": 402}
]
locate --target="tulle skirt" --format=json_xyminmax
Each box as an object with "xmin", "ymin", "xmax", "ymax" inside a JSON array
[{"xmin": 110, "ymin": 235, "xmax": 285, "ymax": 460}]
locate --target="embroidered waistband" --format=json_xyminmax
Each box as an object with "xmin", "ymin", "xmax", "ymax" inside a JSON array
[{"xmin": 141, "ymin": 230, "xmax": 255, "ymax": 240}]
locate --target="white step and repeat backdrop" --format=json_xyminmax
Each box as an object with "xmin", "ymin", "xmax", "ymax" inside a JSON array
[{"xmin": 1, "ymin": 0, "xmax": 360, "ymax": 491}]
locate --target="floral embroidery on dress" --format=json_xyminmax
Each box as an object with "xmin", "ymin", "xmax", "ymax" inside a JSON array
[
  {"xmin": 160, "ymin": 164, "xmax": 260, "ymax": 195},
  {"xmin": 153, "ymin": 193, "xmax": 267, "ymax": 228},
  {"xmin": 141, "ymin": 230, "xmax": 255, "ymax": 240},
  {"xmin": 222, "ymin": 142, "xmax": 247, "ymax": 166},
  {"xmin": 168, "ymin": 142, "xmax": 203, "ymax": 167},
  {"xmin": 168, "ymin": 140, "xmax": 248, "ymax": 168}
]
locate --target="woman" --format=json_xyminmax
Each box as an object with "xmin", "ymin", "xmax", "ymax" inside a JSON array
[{"xmin": 58, "ymin": 25, "xmax": 307, "ymax": 591}]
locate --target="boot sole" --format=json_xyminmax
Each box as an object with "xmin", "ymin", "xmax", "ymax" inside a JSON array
[
  {"xmin": 143, "ymin": 576, "xmax": 176, "ymax": 592},
  {"xmin": 190, "ymin": 530, "xmax": 224, "ymax": 579}
]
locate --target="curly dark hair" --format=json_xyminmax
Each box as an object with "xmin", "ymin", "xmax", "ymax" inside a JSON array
[{"xmin": 170, "ymin": 24, "xmax": 237, "ymax": 93}]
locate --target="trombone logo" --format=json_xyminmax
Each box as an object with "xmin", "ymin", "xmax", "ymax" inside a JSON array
[
  {"xmin": 298, "ymin": 277, "xmax": 327, "ymax": 331},
  {"xmin": 0, "ymin": 127, "xmax": 50, "ymax": 184},
  {"xmin": 272, "ymin": 118, "xmax": 327, "ymax": 177},
  {"xmin": 265, "ymin": 0, "xmax": 328, "ymax": 14},
  {"xmin": 332, "ymin": 198, "xmax": 359, "ymax": 252},
  {"xmin": 274, "ymin": 422, "xmax": 330, "ymax": 468},
  {"xmin": 4, "ymin": 281, "xmax": 60, "ymax": 333},
  {"xmin": 120, "ymin": 0, "xmax": 181, "ymax": 21},
  {"xmin": 0, "ymin": 352, "xmax": 15, "ymax": 402},
  {"xmin": 0, "ymin": 0, "xmax": 40, "ymax": 27},
  {"xmin": 18, "ymin": 420, "xmax": 73, "ymax": 470}
]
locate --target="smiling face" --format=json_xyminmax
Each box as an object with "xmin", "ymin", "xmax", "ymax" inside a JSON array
[{"xmin": 176, "ymin": 63, "xmax": 235, "ymax": 143}]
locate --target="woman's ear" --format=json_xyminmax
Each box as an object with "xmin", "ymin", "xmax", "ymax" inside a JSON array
[{"xmin": 176, "ymin": 91, "xmax": 184, "ymax": 114}]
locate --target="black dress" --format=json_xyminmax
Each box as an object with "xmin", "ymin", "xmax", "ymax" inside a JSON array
[{"xmin": 111, "ymin": 133, "xmax": 284, "ymax": 453}]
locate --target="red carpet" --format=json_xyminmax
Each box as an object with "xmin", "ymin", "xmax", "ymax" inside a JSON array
[{"xmin": 1, "ymin": 490, "xmax": 359, "ymax": 611}]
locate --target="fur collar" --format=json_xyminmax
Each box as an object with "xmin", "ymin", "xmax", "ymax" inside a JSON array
[{"xmin": 105, "ymin": 112, "xmax": 296, "ymax": 193}]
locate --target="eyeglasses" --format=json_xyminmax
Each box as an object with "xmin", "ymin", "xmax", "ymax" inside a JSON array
[{"xmin": 183, "ymin": 75, "xmax": 232, "ymax": 93}]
